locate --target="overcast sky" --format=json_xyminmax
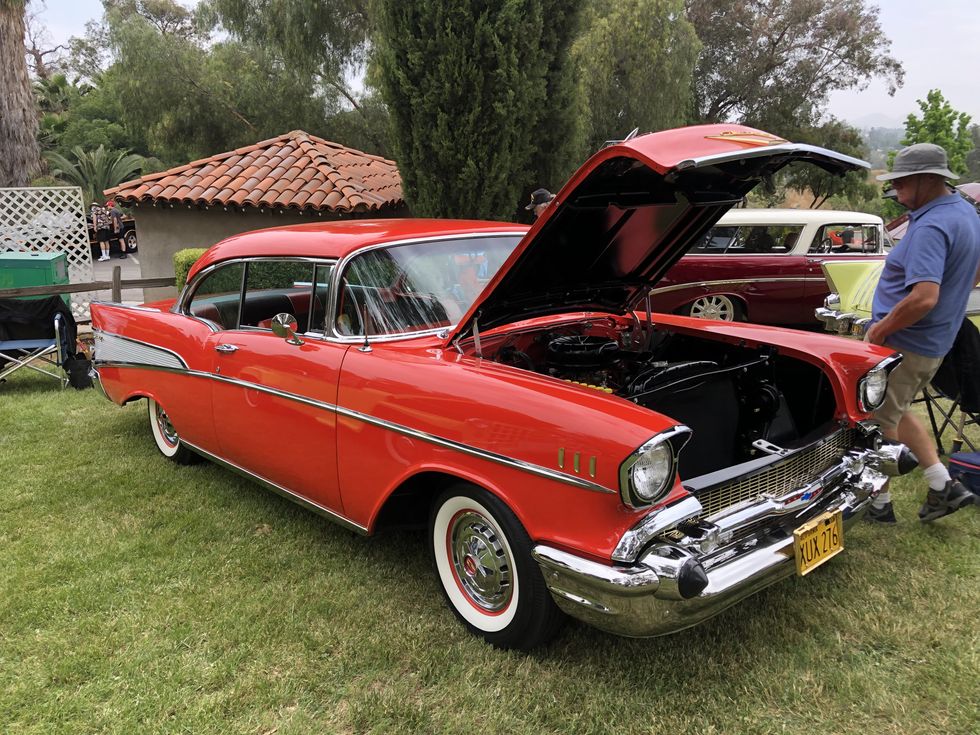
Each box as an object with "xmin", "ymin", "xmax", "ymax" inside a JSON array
[{"xmin": 33, "ymin": 0, "xmax": 980, "ymax": 130}]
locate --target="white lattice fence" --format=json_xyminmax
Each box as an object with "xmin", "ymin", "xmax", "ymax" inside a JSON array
[{"xmin": 0, "ymin": 186, "xmax": 93, "ymax": 319}]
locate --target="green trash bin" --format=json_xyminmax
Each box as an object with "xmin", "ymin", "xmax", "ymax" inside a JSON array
[{"xmin": 0, "ymin": 252, "xmax": 71, "ymax": 307}]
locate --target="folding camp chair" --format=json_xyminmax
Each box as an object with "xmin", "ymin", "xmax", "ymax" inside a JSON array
[
  {"xmin": 0, "ymin": 296, "xmax": 75, "ymax": 389},
  {"xmin": 916, "ymin": 318, "xmax": 980, "ymax": 455}
]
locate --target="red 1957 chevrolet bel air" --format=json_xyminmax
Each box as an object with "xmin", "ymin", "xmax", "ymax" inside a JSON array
[{"xmin": 91, "ymin": 124, "xmax": 915, "ymax": 650}]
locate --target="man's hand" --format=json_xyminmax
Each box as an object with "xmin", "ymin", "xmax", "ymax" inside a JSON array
[{"xmin": 865, "ymin": 320, "xmax": 888, "ymax": 345}]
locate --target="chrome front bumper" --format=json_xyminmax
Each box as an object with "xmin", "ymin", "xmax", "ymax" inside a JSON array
[
  {"xmin": 815, "ymin": 305, "xmax": 870, "ymax": 337},
  {"xmin": 532, "ymin": 443, "xmax": 907, "ymax": 638}
]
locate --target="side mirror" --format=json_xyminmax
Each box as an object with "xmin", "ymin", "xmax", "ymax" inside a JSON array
[{"xmin": 271, "ymin": 313, "xmax": 303, "ymax": 346}]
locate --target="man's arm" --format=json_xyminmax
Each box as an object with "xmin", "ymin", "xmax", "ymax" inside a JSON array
[{"xmin": 866, "ymin": 281, "xmax": 940, "ymax": 346}]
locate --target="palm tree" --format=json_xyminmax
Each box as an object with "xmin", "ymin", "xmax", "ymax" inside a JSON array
[
  {"xmin": 45, "ymin": 146, "xmax": 145, "ymax": 205},
  {"xmin": 1, "ymin": 0, "xmax": 42, "ymax": 186}
]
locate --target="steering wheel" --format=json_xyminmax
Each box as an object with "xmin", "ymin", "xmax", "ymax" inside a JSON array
[{"xmin": 816, "ymin": 237, "xmax": 834, "ymax": 254}]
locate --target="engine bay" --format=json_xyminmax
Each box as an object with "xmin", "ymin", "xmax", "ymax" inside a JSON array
[{"xmin": 477, "ymin": 316, "xmax": 838, "ymax": 479}]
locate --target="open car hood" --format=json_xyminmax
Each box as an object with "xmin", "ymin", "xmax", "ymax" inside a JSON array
[{"xmin": 448, "ymin": 124, "xmax": 868, "ymax": 345}]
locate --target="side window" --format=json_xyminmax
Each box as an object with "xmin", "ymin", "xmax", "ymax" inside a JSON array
[
  {"xmin": 187, "ymin": 262, "xmax": 244, "ymax": 329},
  {"xmin": 240, "ymin": 260, "xmax": 317, "ymax": 332},
  {"xmin": 812, "ymin": 224, "xmax": 881, "ymax": 255},
  {"xmin": 732, "ymin": 225, "xmax": 800, "ymax": 254},
  {"xmin": 690, "ymin": 226, "xmax": 737, "ymax": 254}
]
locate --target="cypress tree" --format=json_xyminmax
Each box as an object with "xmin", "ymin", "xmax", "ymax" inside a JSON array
[{"xmin": 374, "ymin": 0, "xmax": 584, "ymax": 220}]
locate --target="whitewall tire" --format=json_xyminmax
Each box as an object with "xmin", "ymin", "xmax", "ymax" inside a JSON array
[
  {"xmin": 429, "ymin": 484, "xmax": 564, "ymax": 650},
  {"xmin": 147, "ymin": 398, "xmax": 199, "ymax": 465}
]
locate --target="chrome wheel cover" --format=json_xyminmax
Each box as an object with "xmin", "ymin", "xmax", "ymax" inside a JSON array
[
  {"xmin": 449, "ymin": 511, "xmax": 513, "ymax": 613},
  {"xmin": 690, "ymin": 294, "xmax": 736, "ymax": 321},
  {"xmin": 155, "ymin": 404, "xmax": 179, "ymax": 447}
]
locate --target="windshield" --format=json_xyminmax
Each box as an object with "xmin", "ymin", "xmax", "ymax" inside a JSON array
[{"xmin": 336, "ymin": 235, "xmax": 522, "ymax": 337}]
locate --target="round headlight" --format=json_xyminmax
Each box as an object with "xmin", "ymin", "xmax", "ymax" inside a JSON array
[
  {"xmin": 630, "ymin": 441, "xmax": 673, "ymax": 503},
  {"xmin": 861, "ymin": 367, "xmax": 888, "ymax": 410}
]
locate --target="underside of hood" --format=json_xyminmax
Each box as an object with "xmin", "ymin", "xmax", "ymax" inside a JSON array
[{"xmin": 449, "ymin": 124, "xmax": 868, "ymax": 345}]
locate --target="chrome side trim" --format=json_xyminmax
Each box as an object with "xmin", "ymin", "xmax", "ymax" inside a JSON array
[
  {"xmin": 181, "ymin": 440, "xmax": 368, "ymax": 535},
  {"xmin": 335, "ymin": 405, "xmax": 616, "ymax": 495},
  {"xmin": 209, "ymin": 372, "xmax": 338, "ymax": 412},
  {"xmin": 90, "ymin": 300, "xmax": 162, "ymax": 313},
  {"xmin": 92, "ymin": 331, "xmax": 188, "ymax": 370},
  {"xmin": 94, "ymin": 333, "xmax": 614, "ymax": 495},
  {"xmin": 648, "ymin": 277, "xmax": 824, "ymax": 297}
]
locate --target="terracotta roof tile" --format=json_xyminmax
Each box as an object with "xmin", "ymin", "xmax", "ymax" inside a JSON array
[{"xmin": 107, "ymin": 130, "xmax": 403, "ymax": 214}]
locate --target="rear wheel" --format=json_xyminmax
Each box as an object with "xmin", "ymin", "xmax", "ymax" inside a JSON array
[
  {"xmin": 147, "ymin": 398, "xmax": 199, "ymax": 464},
  {"xmin": 124, "ymin": 231, "xmax": 138, "ymax": 251},
  {"xmin": 686, "ymin": 294, "xmax": 742, "ymax": 322},
  {"xmin": 429, "ymin": 484, "xmax": 564, "ymax": 650}
]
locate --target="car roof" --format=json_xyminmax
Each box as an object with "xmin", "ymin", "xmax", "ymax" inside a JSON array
[
  {"xmin": 716, "ymin": 208, "xmax": 883, "ymax": 225},
  {"xmin": 188, "ymin": 219, "xmax": 529, "ymax": 281}
]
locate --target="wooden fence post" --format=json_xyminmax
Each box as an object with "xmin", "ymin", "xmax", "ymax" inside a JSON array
[{"xmin": 111, "ymin": 266, "xmax": 122, "ymax": 302}]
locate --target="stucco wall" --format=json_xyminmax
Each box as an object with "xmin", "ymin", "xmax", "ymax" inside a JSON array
[{"xmin": 132, "ymin": 205, "xmax": 405, "ymax": 302}]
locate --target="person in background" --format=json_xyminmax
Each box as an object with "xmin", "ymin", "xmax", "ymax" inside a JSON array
[
  {"xmin": 525, "ymin": 188, "xmax": 555, "ymax": 220},
  {"xmin": 91, "ymin": 202, "xmax": 112, "ymax": 262},
  {"xmin": 864, "ymin": 143, "xmax": 980, "ymax": 523},
  {"xmin": 106, "ymin": 201, "xmax": 127, "ymax": 259}
]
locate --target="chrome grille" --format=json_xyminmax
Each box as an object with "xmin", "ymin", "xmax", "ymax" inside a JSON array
[{"xmin": 695, "ymin": 429, "xmax": 857, "ymax": 519}]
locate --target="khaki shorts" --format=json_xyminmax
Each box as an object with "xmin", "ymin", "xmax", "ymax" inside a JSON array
[{"xmin": 873, "ymin": 346, "xmax": 943, "ymax": 433}]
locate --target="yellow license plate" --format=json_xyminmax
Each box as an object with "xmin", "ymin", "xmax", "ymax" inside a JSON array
[{"xmin": 793, "ymin": 510, "xmax": 843, "ymax": 576}]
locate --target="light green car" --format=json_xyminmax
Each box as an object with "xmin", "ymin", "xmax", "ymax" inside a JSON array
[{"xmin": 815, "ymin": 260, "xmax": 980, "ymax": 336}]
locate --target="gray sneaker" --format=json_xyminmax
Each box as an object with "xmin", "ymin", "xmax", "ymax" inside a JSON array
[{"xmin": 918, "ymin": 479, "xmax": 977, "ymax": 522}]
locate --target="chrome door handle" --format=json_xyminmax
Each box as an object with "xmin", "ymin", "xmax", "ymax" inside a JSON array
[{"xmin": 215, "ymin": 344, "xmax": 239, "ymax": 353}]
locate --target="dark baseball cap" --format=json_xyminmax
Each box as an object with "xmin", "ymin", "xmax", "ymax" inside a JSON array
[{"xmin": 525, "ymin": 188, "xmax": 555, "ymax": 210}]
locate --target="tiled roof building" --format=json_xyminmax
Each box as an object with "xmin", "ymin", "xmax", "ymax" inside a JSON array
[{"xmin": 107, "ymin": 130, "xmax": 403, "ymax": 214}]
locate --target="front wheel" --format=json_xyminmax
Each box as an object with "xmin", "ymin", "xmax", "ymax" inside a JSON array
[
  {"xmin": 429, "ymin": 484, "xmax": 564, "ymax": 650},
  {"xmin": 147, "ymin": 398, "xmax": 199, "ymax": 464}
]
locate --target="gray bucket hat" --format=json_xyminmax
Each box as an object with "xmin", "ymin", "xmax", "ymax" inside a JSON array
[{"xmin": 877, "ymin": 143, "xmax": 959, "ymax": 181}]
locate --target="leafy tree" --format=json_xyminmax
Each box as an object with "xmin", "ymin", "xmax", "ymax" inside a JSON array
[
  {"xmin": 892, "ymin": 89, "xmax": 974, "ymax": 176},
  {"xmin": 374, "ymin": 0, "xmax": 585, "ymax": 220},
  {"xmin": 524, "ymin": 0, "xmax": 587, "ymax": 197},
  {"xmin": 965, "ymin": 125, "xmax": 980, "ymax": 183},
  {"xmin": 53, "ymin": 0, "xmax": 344, "ymax": 165},
  {"xmin": 200, "ymin": 0, "xmax": 379, "ymax": 145},
  {"xmin": 45, "ymin": 145, "xmax": 145, "ymax": 204},
  {"xmin": 573, "ymin": 0, "xmax": 699, "ymax": 152},
  {"xmin": 685, "ymin": 0, "xmax": 904, "ymax": 134},
  {"xmin": 1, "ymin": 0, "xmax": 42, "ymax": 185},
  {"xmin": 783, "ymin": 118, "xmax": 876, "ymax": 208}
]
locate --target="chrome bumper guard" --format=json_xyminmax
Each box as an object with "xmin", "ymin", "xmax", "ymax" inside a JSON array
[
  {"xmin": 532, "ymin": 442, "xmax": 909, "ymax": 638},
  {"xmin": 815, "ymin": 305, "xmax": 871, "ymax": 337}
]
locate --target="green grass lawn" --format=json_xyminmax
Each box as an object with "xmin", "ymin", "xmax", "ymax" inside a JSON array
[{"xmin": 1, "ymin": 369, "xmax": 978, "ymax": 735}]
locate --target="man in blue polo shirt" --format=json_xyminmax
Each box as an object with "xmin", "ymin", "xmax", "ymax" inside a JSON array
[{"xmin": 865, "ymin": 143, "xmax": 980, "ymax": 523}]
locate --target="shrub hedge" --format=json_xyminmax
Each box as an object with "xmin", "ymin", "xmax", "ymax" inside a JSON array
[{"xmin": 173, "ymin": 248, "xmax": 207, "ymax": 292}]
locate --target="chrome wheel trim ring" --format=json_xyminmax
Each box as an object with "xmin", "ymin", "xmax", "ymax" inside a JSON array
[
  {"xmin": 154, "ymin": 402, "xmax": 180, "ymax": 448},
  {"xmin": 691, "ymin": 294, "xmax": 735, "ymax": 321},
  {"xmin": 448, "ymin": 510, "xmax": 513, "ymax": 613}
]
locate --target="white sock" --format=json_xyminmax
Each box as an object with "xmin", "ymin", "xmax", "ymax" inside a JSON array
[
  {"xmin": 923, "ymin": 462, "xmax": 951, "ymax": 491},
  {"xmin": 872, "ymin": 491, "xmax": 891, "ymax": 509}
]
